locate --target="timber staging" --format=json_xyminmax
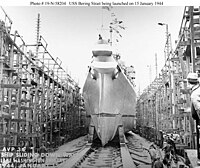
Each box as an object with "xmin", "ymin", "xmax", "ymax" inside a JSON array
[
  {"xmin": 0, "ymin": 10, "xmax": 87, "ymax": 150},
  {"xmin": 136, "ymin": 6, "xmax": 200, "ymax": 167}
]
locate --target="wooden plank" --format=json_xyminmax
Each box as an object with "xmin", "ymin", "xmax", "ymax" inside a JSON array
[
  {"xmin": 10, "ymin": 132, "xmax": 26, "ymax": 136},
  {"xmin": 170, "ymin": 57, "xmax": 179, "ymax": 62},
  {"xmin": 194, "ymin": 18, "xmax": 200, "ymax": 24},
  {"xmin": 21, "ymin": 106, "xmax": 32, "ymax": 110},
  {"xmin": 180, "ymin": 41, "xmax": 200, "ymax": 47},
  {"xmin": 3, "ymin": 68, "xmax": 16, "ymax": 72},
  {"xmin": 190, "ymin": 7, "xmax": 196, "ymax": 72},
  {"xmin": 58, "ymin": 144, "xmax": 91, "ymax": 168},
  {"xmin": 21, "ymin": 84, "xmax": 32, "ymax": 87},
  {"xmin": 21, "ymin": 99, "xmax": 31, "ymax": 103},
  {"xmin": 0, "ymin": 133, "xmax": 11, "ymax": 137},
  {"xmin": 0, "ymin": 101, "xmax": 9, "ymax": 105},
  {"xmin": 194, "ymin": 32, "xmax": 200, "ymax": 40},
  {"xmin": 1, "ymin": 84, "xmax": 20, "ymax": 88},
  {"xmin": 11, "ymin": 118, "xmax": 26, "ymax": 122},
  {"xmin": 120, "ymin": 143, "xmax": 137, "ymax": 168}
]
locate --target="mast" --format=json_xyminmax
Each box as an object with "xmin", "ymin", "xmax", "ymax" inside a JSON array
[
  {"xmin": 35, "ymin": 13, "xmax": 40, "ymax": 65},
  {"xmin": 101, "ymin": 6, "xmax": 125, "ymax": 47},
  {"xmin": 155, "ymin": 53, "xmax": 158, "ymax": 78}
]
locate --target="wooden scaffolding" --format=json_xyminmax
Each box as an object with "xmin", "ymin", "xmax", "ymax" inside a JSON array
[
  {"xmin": 0, "ymin": 9, "xmax": 86, "ymax": 150},
  {"xmin": 136, "ymin": 6, "xmax": 200, "ymax": 148}
]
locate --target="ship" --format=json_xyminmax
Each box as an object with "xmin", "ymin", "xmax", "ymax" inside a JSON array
[{"xmin": 82, "ymin": 35, "xmax": 137, "ymax": 146}]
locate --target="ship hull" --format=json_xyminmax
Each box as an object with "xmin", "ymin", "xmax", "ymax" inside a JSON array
[{"xmin": 83, "ymin": 65, "xmax": 136, "ymax": 146}]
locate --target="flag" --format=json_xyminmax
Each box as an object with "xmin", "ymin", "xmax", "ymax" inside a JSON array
[
  {"xmin": 112, "ymin": 27, "xmax": 119, "ymax": 34},
  {"xmin": 111, "ymin": 13, "xmax": 115, "ymax": 17},
  {"xmin": 102, "ymin": 6, "xmax": 111, "ymax": 11},
  {"xmin": 119, "ymin": 25, "xmax": 126, "ymax": 30}
]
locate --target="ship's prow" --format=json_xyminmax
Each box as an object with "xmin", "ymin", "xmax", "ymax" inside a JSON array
[{"xmin": 83, "ymin": 38, "xmax": 136, "ymax": 146}]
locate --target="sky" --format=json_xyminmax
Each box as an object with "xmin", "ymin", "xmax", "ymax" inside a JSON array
[{"xmin": 1, "ymin": 5, "xmax": 186, "ymax": 94}]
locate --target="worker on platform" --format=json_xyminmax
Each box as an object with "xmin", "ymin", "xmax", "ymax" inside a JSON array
[
  {"xmin": 158, "ymin": 130, "xmax": 164, "ymax": 148},
  {"xmin": 187, "ymin": 72, "xmax": 200, "ymax": 164},
  {"xmin": 168, "ymin": 134, "xmax": 177, "ymax": 160},
  {"xmin": 153, "ymin": 156, "xmax": 164, "ymax": 168},
  {"xmin": 149, "ymin": 143, "xmax": 158, "ymax": 168}
]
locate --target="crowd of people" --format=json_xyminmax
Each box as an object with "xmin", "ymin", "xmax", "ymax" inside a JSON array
[
  {"xmin": 148, "ymin": 133, "xmax": 190, "ymax": 168},
  {"xmin": 149, "ymin": 72, "xmax": 200, "ymax": 167},
  {"xmin": 162, "ymin": 134, "xmax": 178, "ymax": 167}
]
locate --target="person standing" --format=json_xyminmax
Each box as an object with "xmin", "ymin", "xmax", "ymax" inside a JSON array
[
  {"xmin": 153, "ymin": 157, "xmax": 164, "ymax": 168},
  {"xmin": 162, "ymin": 142, "xmax": 172, "ymax": 168},
  {"xmin": 187, "ymin": 73, "xmax": 200, "ymax": 120},
  {"xmin": 187, "ymin": 72, "xmax": 200, "ymax": 164},
  {"xmin": 149, "ymin": 144, "xmax": 158, "ymax": 168},
  {"xmin": 159, "ymin": 131, "xmax": 164, "ymax": 148},
  {"xmin": 39, "ymin": 143, "xmax": 47, "ymax": 164}
]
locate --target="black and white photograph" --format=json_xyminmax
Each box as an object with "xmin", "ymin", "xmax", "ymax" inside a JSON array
[{"xmin": 0, "ymin": 2, "xmax": 200, "ymax": 168}]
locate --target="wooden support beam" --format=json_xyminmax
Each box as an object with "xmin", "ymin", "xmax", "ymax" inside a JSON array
[
  {"xmin": 190, "ymin": 6, "xmax": 196, "ymax": 72},
  {"xmin": 1, "ymin": 84, "xmax": 20, "ymax": 88}
]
